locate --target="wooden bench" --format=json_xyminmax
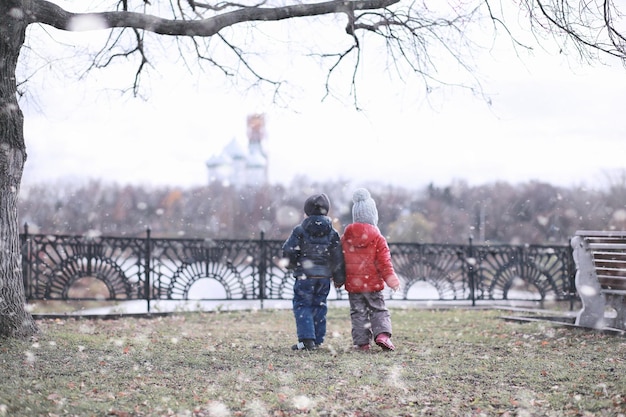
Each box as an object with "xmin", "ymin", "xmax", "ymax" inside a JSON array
[{"xmin": 571, "ymin": 230, "xmax": 626, "ymax": 330}]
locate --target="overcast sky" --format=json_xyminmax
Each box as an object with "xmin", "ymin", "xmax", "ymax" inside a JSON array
[{"xmin": 18, "ymin": 6, "xmax": 626, "ymax": 192}]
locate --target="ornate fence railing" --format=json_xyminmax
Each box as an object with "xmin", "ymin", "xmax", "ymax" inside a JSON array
[{"xmin": 20, "ymin": 227, "xmax": 577, "ymax": 312}]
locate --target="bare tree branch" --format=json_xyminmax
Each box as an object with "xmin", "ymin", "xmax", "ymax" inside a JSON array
[
  {"xmin": 217, "ymin": 32, "xmax": 282, "ymax": 88},
  {"xmin": 29, "ymin": 0, "xmax": 400, "ymax": 35},
  {"xmin": 20, "ymin": 0, "xmax": 626, "ymax": 106},
  {"xmin": 518, "ymin": 0, "xmax": 626, "ymax": 61}
]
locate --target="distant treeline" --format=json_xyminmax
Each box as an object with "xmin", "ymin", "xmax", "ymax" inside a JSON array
[{"xmin": 17, "ymin": 175, "xmax": 626, "ymax": 244}]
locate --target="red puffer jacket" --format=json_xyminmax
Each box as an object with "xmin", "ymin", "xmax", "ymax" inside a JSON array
[{"xmin": 341, "ymin": 223, "xmax": 400, "ymax": 293}]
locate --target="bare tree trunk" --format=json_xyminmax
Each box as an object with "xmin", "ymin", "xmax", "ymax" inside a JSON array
[{"xmin": 0, "ymin": 1, "xmax": 38, "ymax": 339}]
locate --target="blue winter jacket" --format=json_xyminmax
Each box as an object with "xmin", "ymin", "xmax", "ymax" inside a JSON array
[{"xmin": 282, "ymin": 215, "xmax": 346, "ymax": 286}]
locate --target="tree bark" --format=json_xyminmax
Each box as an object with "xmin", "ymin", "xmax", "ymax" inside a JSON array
[{"xmin": 0, "ymin": 0, "xmax": 38, "ymax": 339}]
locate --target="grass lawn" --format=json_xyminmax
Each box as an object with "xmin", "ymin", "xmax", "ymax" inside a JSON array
[{"xmin": 1, "ymin": 308, "xmax": 625, "ymax": 416}]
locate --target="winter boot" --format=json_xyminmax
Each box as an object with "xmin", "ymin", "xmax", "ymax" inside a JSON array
[
  {"xmin": 375, "ymin": 333, "xmax": 395, "ymax": 351},
  {"xmin": 292, "ymin": 339, "xmax": 317, "ymax": 351}
]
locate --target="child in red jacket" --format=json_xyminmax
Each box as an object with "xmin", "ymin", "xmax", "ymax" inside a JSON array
[{"xmin": 340, "ymin": 188, "xmax": 400, "ymax": 351}]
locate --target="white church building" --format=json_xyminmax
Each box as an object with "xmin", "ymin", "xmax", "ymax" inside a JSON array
[{"xmin": 206, "ymin": 114, "xmax": 268, "ymax": 187}]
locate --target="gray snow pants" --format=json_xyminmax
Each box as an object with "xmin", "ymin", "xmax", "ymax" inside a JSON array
[{"xmin": 348, "ymin": 291, "xmax": 392, "ymax": 346}]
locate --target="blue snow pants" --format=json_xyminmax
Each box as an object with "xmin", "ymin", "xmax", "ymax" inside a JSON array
[{"xmin": 292, "ymin": 277, "xmax": 331, "ymax": 345}]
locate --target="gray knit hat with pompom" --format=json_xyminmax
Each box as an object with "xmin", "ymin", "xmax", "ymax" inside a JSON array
[{"xmin": 352, "ymin": 188, "xmax": 378, "ymax": 226}]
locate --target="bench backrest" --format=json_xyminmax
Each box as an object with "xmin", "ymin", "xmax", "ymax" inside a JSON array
[{"xmin": 575, "ymin": 230, "xmax": 626, "ymax": 292}]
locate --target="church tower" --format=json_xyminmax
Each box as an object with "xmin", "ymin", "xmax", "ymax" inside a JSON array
[
  {"xmin": 206, "ymin": 114, "xmax": 268, "ymax": 187},
  {"xmin": 245, "ymin": 114, "xmax": 268, "ymax": 186}
]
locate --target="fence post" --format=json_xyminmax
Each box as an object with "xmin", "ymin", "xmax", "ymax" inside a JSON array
[
  {"xmin": 145, "ymin": 227, "xmax": 152, "ymax": 313},
  {"xmin": 568, "ymin": 245, "xmax": 577, "ymax": 311},
  {"xmin": 259, "ymin": 231, "xmax": 266, "ymax": 310},
  {"xmin": 468, "ymin": 235, "xmax": 476, "ymax": 306}
]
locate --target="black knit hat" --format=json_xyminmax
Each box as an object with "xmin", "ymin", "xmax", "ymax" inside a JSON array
[{"xmin": 304, "ymin": 193, "xmax": 331, "ymax": 216}]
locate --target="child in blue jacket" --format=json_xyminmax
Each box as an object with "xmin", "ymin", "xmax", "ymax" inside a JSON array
[{"xmin": 282, "ymin": 193, "xmax": 345, "ymax": 351}]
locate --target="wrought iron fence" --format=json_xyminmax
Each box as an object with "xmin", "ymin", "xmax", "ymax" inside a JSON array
[{"xmin": 20, "ymin": 226, "xmax": 577, "ymax": 312}]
